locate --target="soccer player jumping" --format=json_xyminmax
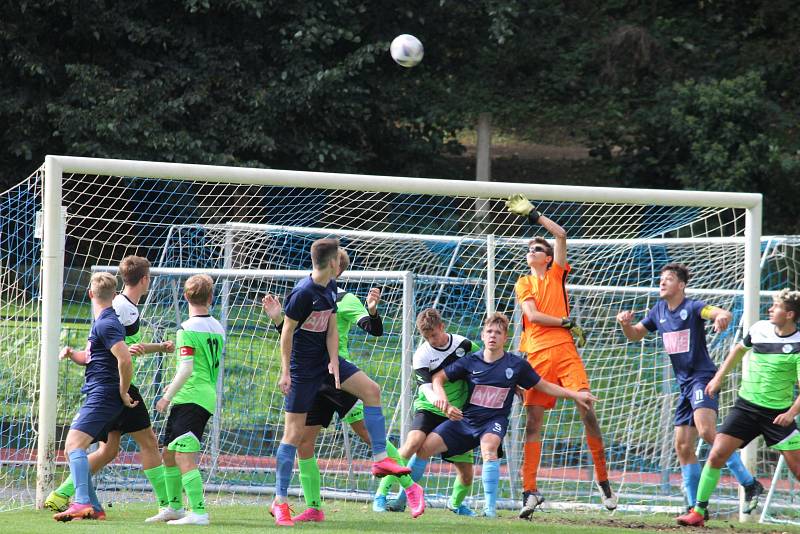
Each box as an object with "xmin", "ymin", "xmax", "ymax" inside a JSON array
[
  {"xmin": 677, "ymin": 289, "xmax": 800, "ymax": 527},
  {"xmin": 618, "ymin": 263, "xmax": 762, "ymax": 518},
  {"xmin": 506, "ymin": 194, "xmax": 617, "ymax": 517}
]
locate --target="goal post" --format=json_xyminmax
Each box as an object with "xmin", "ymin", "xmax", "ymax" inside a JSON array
[{"xmin": 23, "ymin": 154, "xmax": 766, "ymax": 513}]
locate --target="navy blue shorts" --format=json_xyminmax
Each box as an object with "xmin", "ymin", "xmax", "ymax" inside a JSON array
[
  {"xmin": 284, "ymin": 356, "xmax": 361, "ymax": 413},
  {"xmin": 674, "ymin": 374, "xmax": 718, "ymax": 426},
  {"xmin": 433, "ymin": 416, "xmax": 508, "ymax": 458},
  {"xmin": 70, "ymin": 388, "xmax": 125, "ymax": 441}
]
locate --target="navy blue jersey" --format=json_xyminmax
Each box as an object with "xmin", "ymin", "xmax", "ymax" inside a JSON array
[
  {"xmin": 641, "ymin": 298, "xmax": 716, "ymax": 384},
  {"xmin": 284, "ymin": 275, "xmax": 338, "ymax": 378},
  {"xmin": 444, "ymin": 351, "xmax": 540, "ymax": 427},
  {"xmin": 83, "ymin": 306, "xmax": 126, "ymax": 393}
]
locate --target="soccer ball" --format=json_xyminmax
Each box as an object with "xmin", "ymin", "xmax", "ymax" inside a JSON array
[{"xmin": 390, "ymin": 34, "xmax": 424, "ymax": 68}]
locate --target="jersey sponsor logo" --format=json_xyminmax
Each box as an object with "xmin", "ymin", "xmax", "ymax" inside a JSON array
[
  {"xmin": 180, "ymin": 346, "xmax": 195, "ymax": 357},
  {"xmin": 470, "ymin": 384, "xmax": 509, "ymax": 409},
  {"xmin": 456, "ymin": 348, "xmax": 465, "ymax": 357},
  {"xmin": 679, "ymin": 309, "xmax": 688, "ymax": 320},
  {"xmin": 662, "ymin": 329, "xmax": 690, "ymax": 354},
  {"xmin": 302, "ymin": 309, "xmax": 332, "ymax": 332},
  {"xmin": 505, "ymin": 367, "xmax": 514, "ymax": 379}
]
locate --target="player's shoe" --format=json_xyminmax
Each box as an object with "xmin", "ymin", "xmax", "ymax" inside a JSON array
[
  {"xmin": 676, "ymin": 509, "xmax": 705, "ymax": 527},
  {"xmin": 597, "ymin": 480, "xmax": 618, "ymax": 511},
  {"xmin": 271, "ymin": 501, "xmax": 295, "ymax": 527},
  {"xmin": 292, "ymin": 507, "xmax": 325, "ymax": 522},
  {"xmin": 146, "ymin": 507, "xmax": 186, "ymax": 523},
  {"xmin": 167, "ymin": 511, "xmax": 209, "ymax": 525},
  {"xmin": 385, "ymin": 497, "xmax": 406, "ymax": 512},
  {"xmin": 43, "ymin": 491, "xmax": 70, "ymax": 512},
  {"xmin": 405, "ymin": 483, "xmax": 425, "ymax": 519},
  {"xmin": 94, "ymin": 510, "xmax": 107, "ymax": 520},
  {"xmin": 53, "ymin": 502, "xmax": 95, "ymax": 522},
  {"xmin": 447, "ymin": 503, "xmax": 477, "ymax": 516},
  {"xmin": 518, "ymin": 490, "xmax": 544, "ymax": 519},
  {"xmin": 743, "ymin": 480, "xmax": 764, "ymax": 514},
  {"xmin": 371, "ymin": 457, "xmax": 412, "ymax": 478},
  {"xmin": 482, "ymin": 507, "xmax": 497, "ymax": 518},
  {"xmin": 686, "ymin": 506, "xmax": 709, "ymax": 521},
  {"xmin": 372, "ymin": 494, "xmax": 387, "ymax": 512}
]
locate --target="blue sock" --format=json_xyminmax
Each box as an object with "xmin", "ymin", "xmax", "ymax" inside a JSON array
[
  {"xmin": 395, "ymin": 455, "xmax": 429, "ymax": 506},
  {"xmin": 363, "ymin": 406, "xmax": 387, "ymax": 457},
  {"xmin": 68, "ymin": 449, "xmax": 90, "ymax": 504},
  {"xmin": 726, "ymin": 451, "xmax": 755, "ymax": 486},
  {"xmin": 87, "ymin": 476, "xmax": 103, "ymax": 513},
  {"xmin": 681, "ymin": 463, "xmax": 701, "ymax": 507},
  {"xmin": 482, "ymin": 460, "xmax": 500, "ymax": 512},
  {"xmin": 275, "ymin": 442, "xmax": 297, "ymax": 498}
]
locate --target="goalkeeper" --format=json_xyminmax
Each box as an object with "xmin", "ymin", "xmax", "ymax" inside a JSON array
[{"xmin": 506, "ymin": 194, "xmax": 617, "ymax": 517}]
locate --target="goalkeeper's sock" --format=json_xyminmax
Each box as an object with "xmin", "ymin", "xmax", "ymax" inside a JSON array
[
  {"xmin": 482, "ymin": 460, "xmax": 500, "ymax": 512},
  {"xmin": 298, "ymin": 456, "xmax": 322, "ymax": 509},
  {"xmin": 144, "ymin": 465, "xmax": 170, "ymax": 508},
  {"xmin": 681, "ymin": 463, "xmax": 701, "ymax": 507},
  {"xmin": 363, "ymin": 406, "xmax": 388, "ymax": 459},
  {"xmin": 522, "ymin": 441, "xmax": 541, "ymax": 492},
  {"xmin": 165, "ymin": 465, "xmax": 184, "ymax": 511},
  {"xmin": 694, "ymin": 465, "xmax": 721, "ymax": 514},
  {"xmin": 275, "ymin": 442, "xmax": 297, "ymax": 498},
  {"xmin": 54, "ymin": 475, "xmax": 76, "ymax": 498},
  {"xmin": 586, "ymin": 435, "xmax": 609, "ymax": 482},
  {"xmin": 726, "ymin": 451, "xmax": 755, "ymax": 487},
  {"xmin": 182, "ymin": 469, "xmax": 206, "ymax": 514},
  {"xmin": 450, "ymin": 479, "xmax": 471, "ymax": 508}
]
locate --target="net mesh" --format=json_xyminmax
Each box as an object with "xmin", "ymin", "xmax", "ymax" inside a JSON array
[{"xmin": 0, "ymin": 165, "xmax": 795, "ymax": 517}]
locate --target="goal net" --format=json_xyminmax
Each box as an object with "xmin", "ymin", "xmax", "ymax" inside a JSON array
[{"xmin": 1, "ymin": 156, "xmax": 786, "ymax": 519}]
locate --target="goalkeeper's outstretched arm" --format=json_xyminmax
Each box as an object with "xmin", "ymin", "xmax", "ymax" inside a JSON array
[{"xmin": 506, "ymin": 194, "xmax": 566, "ymax": 267}]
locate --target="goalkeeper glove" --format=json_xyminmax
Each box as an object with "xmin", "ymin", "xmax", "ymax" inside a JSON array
[
  {"xmin": 506, "ymin": 194, "xmax": 542, "ymax": 224},
  {"xmin": 561, "ymin": 317, "xmax": 587, "ymax": 348}
]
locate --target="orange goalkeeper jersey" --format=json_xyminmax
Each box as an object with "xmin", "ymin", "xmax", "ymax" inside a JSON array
[{"xmin": 515, "ymin": 262, "xmax": 574, "ymax": 354}]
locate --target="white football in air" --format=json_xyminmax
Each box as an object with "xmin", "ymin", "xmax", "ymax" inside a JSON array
[{"xmin": 390, "ymin": 34, "xmax": 424, "ymax": 68}]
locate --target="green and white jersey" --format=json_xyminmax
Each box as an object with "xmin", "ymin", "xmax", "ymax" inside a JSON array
[
  {"xmin": 336, "ymin": 289, "xmax": 370, "ymax": 358},
  {"xmin": 413, "ymin": 334, "xmax": 479, "ymax": 417},
  {"xmin": 173, "ymin": 315, "xmax": 226, "ymax": 414},
  {"xmin": 113, "ymin": 294, "xmax": 142, "ymax": 384},
  {"xmin": 740, "ymin": 320, "xmax": 800, "ymax": 410}
]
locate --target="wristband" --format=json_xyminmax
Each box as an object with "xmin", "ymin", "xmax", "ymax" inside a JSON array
[{"xmin": 527, "ymin": 210, "xmax": 542, "ymax": 224}]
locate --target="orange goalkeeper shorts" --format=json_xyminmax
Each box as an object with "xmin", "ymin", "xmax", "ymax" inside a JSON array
[{"xmin": 524, "ymin": 342, "xmax": 590, "ymax": 409}]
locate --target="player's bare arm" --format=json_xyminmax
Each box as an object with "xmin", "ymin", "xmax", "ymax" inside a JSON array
[
  {"xmin": 534, "ymin": 379, "xmax": 597, "ymax": 410},
  {"xmin": 705, "ymin": 343, "xmax": 748, "ymax": 398},
  {"xmin": 279, "ymin": 317, "xmax": 298, "ymax": 395},
  {"xmin": 616, "ymin": 310, "xmax": 649, "ymax": 342},
  {"xmin": 774, "ymin": 388, "xmax": 800, "ymax": 427},
  {"xmin": 701, "ymin": 305, "xmax": 733, "ymax": 333},
  {"xmin": 431, "ymin": 369, "xmax": 450, "ymax": 413},
  {"xmin": 366, "ymin": 287, "xmax": 380, "ymax": 315},
  {"xmin": 262, "ymin": 294, "xmax": 284, "ymax": 325},
  {"xmin": 129, "ymin": 340, "xmax": 175, "ymax": 356},
  {"xmin": 59, "ymin": 346, "xmax": 88, "ymax": 365},
  {"xmin": 110, "ymin": 340, "xmax": 137, "ymax": 408},
  {"xmin": 326, "ymin": 313, "xmax": 340, "ymax": 389}
]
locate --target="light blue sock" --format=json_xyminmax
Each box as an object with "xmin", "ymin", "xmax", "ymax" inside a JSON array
[
  {"xmin": 681, "ymin": 463, "xmax": 702, "ymax": 507},
  {"xmin": 275, "ymin": 442, "xmax": 297, "ymax": 498},
  {"xmin": 68, "ymin": 449, "xmax": 90, "ymax": 505},
  {"xmin": 363, "ymin": 406, "xmax": 387, "ymax": 457},
  {"xmin": 482, "ymin": 459, "xmax": 500, "ymax": 512},
  {"xmin": 394, "ymin": 455, "xmax": 429, "ymax": 506},
  {"xmin": 87, "ymin": 476, "xmax": 103, "ymax": 513},
  {"xmin": 726, "ymin": 451, "xmax": 755, "ymax": 486}
]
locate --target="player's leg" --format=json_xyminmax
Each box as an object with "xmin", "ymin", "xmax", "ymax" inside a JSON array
[
  {"xmin": 147, "ymin": 406, "xmax": 186, "ymax": 522},
  {"xmin": 674, "ymin": 392, "xmax": 701, "ymax": 510},
  {"xmin": 131, "ymin": 426, "xmax": 172, "ymax": 513},
  {"xmin": 780, "ymin": 449, "xmax": 800, "ymax": 481},
  {"xmin": 479, "ymin": 432, "xmax": 502, "ymax": 518},
  {"xmin": 165, "ymin": 404, "xmax": 212, "ymax": 526},
  {"xmin": 521, "ymin": 350, "xmax": 554, "ymax": 518},
  {"xmin": 293, "ymin": 424, "xmax": 325, "ymax": 522},
  {"xmin": 448, "ymin": 459, "xmax": 475, "ymax": 516}
]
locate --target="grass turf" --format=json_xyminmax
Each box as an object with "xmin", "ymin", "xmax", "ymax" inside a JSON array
[{"xmin": 6, "ymin": 500, "xmax": 800, "ymax": 534}]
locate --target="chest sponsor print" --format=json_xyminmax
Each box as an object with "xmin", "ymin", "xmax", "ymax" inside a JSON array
[
  {"xmin": 302, "ymin": 309, "xmax": 332, "ymax": 332},
  {"xmin": 663, "ymin": 329, "xmax": 690, "ymax": 355},
  {"xmin": 470, "ymin": 384, "xmax": 510, "ymax": 409}
]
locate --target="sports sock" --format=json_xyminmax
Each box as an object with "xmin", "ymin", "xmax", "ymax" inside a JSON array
[
  {"xmin": 694, "ymin": 464, "xmax": 722, "ymax": 514},
  {"xmin": 386, "ymin": 440, "xmax": 401, "ymax": 462},
  {"xmin": 726, "ymin": 451, "xmax": 755, "ymax": 486},
  {"xmin": 182, "ymin": 469, "xmax": 206, "ymax": 514},
  {"xmin": 165, "ymin": 465, "xmax": 184, "ymax": 510},
  {"xmin": 86, "ymin": 476, "xmax": 102, "ymax": 513},
  {"xmin": 377, "ymin": 454, "xmax": 407, "ymax": 496},
  {"xmin": 363, "ymin": 406, "xmax": 387, "ymax": 459},
  {"xmin": 68, "ymin": 449, "xmax": 90, "ymax": 505},
  {"xmin": 681, "ymin": 463, "xmax": 701, "ymax": 507},
  {"xmin": 450, "ymin": 478, "xmax": 471, "ymax": 508},
  {"xmin": 299, "ymin": 456, "xmax": 322, "ymax": 509},
  {"xmin": 144, "ymin": 465, "xmax": 170, "ymax": 508},
  {"xmin": 482, "ymin": 460, "xmax": 500, "ymax": 511},
  {"xmin": 586, "ymin": 435, "xmax": 609, "ymax": 482},
  {"xmin": 54, "ymin": 475, "xmax": 75, "ymax": 498},
  {"xmin": 275, "ymin": 442, "xmax": 297, "ymax": 498},
  {"xmin": 522, "ymin": 441, "xmax": 541, "ymax": 492},
  {"xmin": 393, "ymin": 455, "xmax": 428, "ymax": 505}
]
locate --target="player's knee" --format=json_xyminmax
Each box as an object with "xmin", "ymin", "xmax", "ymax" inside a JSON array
[
  {"xmin": 362, "ymin": 380, "xmax": 381, "ymax": 405},
  {"xmin": 698, "ymin": 429, "xmax": 716, "ymax": 445},
  {"xmin": 706, "ymin": 448, "xmax": 728, "ymax": 468},
  {"xmin": 481, "ymin": 450, "xmax": 499, "ymax": 462}
]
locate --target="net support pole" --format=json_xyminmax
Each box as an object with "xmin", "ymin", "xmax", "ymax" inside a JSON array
[
  {"xmin": 740, "ymin": 199, "xmax": 763, "ymax": 521},
  {"xmin": 210, "ymin": 228, "xmax": 233, "ymax": 478},
  {"xmin": 400, "ymin": 272, "xmax": 415, "ymax": 440},
  {"xmin": 37, "ymin": 157, "xmax": 65, "ymax": 507},
  {"xmin": 486, "ymin": 234, "xmax": 496, "ymax": 316}
]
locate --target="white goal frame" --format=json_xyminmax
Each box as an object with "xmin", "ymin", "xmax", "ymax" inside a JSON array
[{"xmin": 37, "ymin": 155, "xmax": 763, "ymax": 513}]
